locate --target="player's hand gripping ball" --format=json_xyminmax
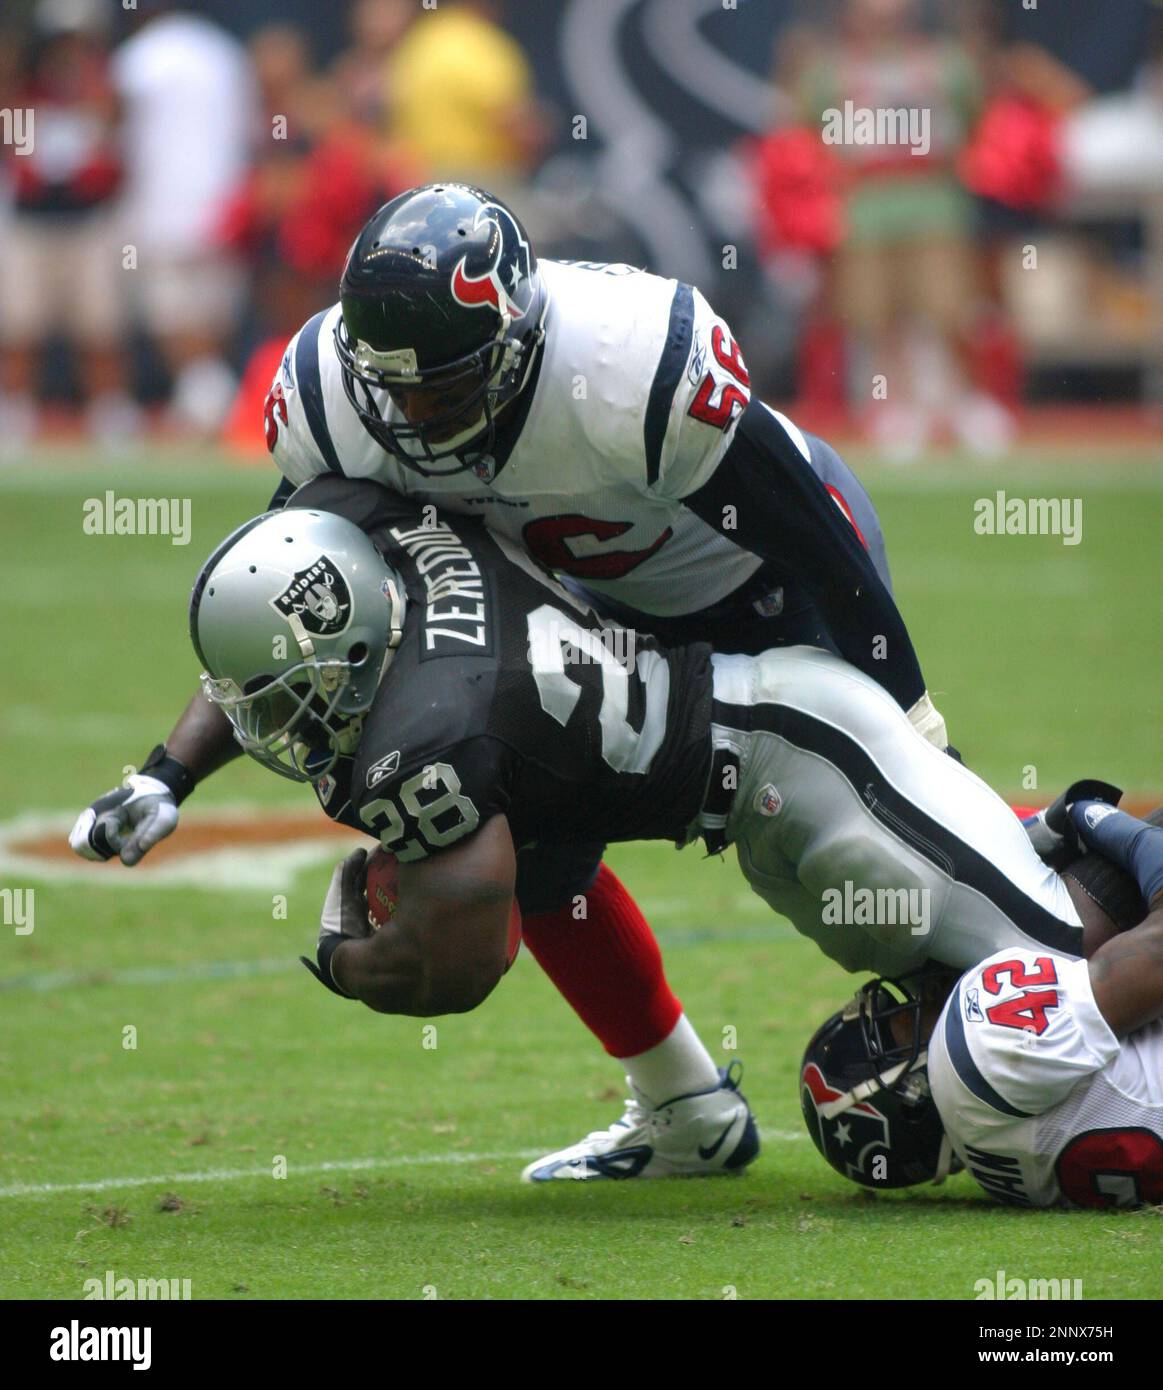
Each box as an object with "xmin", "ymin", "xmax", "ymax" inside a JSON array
[{"xmin": 365, "ymin": 847, "xmax": 522, "ymax": 970}]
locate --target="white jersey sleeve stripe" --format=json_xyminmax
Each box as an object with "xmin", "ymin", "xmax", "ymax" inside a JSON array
[
  {"xmin": 295, "ymin": 309, "xmax": 345, "ymax": 476},
  {"xmin": 765, "ymin": 404, "xmax": 812, "ymax": 463},
  {"xmin": 644, "ymin": 281, "xmax": 695, "ymax": 487}
]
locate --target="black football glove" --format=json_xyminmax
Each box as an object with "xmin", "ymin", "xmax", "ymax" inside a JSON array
[
  {"xmin": 300, "ymin": 848, "xmax": 371, "ymax": 999},
  {"xmin": 1023, "ymin": 778, "xmax": 1123, "ymax": 869}
]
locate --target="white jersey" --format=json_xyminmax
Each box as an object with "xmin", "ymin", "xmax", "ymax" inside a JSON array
[
  {"xmin": 929, "ymin": 947, "xmax": 1163, "ymax": 1208},
  {"xmin": 265, "ymin": 259, "xmax": 786, "ymax": 617}
]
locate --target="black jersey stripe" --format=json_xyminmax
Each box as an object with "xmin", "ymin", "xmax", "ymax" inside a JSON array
[
  {"xmin": 942, "ymin": 990, "xmax": 1032, "ymax": 1118},
  {"xmin": 711, "ymin": 698, "xmax": 1083, "ymax": 955},
  {"xmin": 295, "ymin": 310, "xmax": 344, "ymax": 476},
  {"xmin": 644, "ymin": 282, "xmax": 695, "ymax": 488},
  {"xmin": 267, "ymin": 474, "xmax": 296, "ymax": 510}
]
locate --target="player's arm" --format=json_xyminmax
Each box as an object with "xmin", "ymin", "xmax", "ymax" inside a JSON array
[
  {"xmin": 69, "ymin": 479, "xmax": 284, "ymax": 865},
  {"xmin": 649, "ymin": 287, "xmax": 936, "ymax": 738},
  {"xmin": 1087, "ymin": 899, "xmax": 1163, "ymax": 1037},
  {"xmin": 323, "ymin": 816, "xmax": 517, "ymax": 1016},
  {"xmin": 70, "ymin": 328, "xmax": 330, "ymax": 866},
  {"xmin": 682, "ymin": 406, "xmax": 930, "ymax": 722},
  {"xmin": 1072, "ymin": 799, "xmax": 1163, "ymax": 1035}
]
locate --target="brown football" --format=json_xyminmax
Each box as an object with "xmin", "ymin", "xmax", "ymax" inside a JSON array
[{"xmin": 365, "ymin": 846, "xmax": 522, "ymax": 970}]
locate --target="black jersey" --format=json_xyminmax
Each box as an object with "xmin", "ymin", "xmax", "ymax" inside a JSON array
[{"xmin": 286, "ymin": 478, "xmax": 714, "ymax": 861}]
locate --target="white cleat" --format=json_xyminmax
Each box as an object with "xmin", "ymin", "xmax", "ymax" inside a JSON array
[{"xmin": 521, "ymin": 1064, "xmax": 760, "ymax": 1182}]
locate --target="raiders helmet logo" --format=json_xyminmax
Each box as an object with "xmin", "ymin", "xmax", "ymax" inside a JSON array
[{"xmin": 271, "ymin": 555, "xmax": 352, "ymax": 636}]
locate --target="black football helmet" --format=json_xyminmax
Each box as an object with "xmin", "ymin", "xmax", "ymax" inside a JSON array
[
  {"xmin": 800, "ymin": 972, "xmax": 956, "ymax": 1190},
  {"xmin": 335, "ymin": 183, "xmax": 548, "ymax": 476}
]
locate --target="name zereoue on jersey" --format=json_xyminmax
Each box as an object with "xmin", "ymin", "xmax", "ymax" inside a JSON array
[
  {"xmin": 289, "ymin": 478, "xmax": 714, "ymax": 867},
  {"xmin": 266, "ymin": 259, "xmax": 779, "ymax": 618},
  {"xmin": 389, "ymin": 520, "xmax": 489, "ymax": 653}
]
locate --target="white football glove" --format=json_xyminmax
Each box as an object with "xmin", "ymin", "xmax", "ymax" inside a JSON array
[
  {"xmin": 69, "ymin": 775, "xmax": 180, "ymax": 867},
  {"xmin": 907, "ymin": 691, "xmax": 949, "ymax": 751}
]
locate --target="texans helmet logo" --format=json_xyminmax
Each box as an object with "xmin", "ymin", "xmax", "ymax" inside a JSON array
[
  {"xmin": 801, "ymin": 1062, "xmax": 892, "ymax": 1181},
  {"xmin": 450, "ymin": 203, "xmax": 532, "ymax": 322}
]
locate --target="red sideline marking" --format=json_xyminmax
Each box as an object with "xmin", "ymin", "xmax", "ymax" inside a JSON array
[
  {"xmin": 14, "ymin": 812, "xmax": 357, "ymax": 869},
  {"xmin": 1011, "ymin": 798, "xmax": 1159, "ymax": 820}
]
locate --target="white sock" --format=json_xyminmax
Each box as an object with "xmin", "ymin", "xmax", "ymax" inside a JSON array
[{"xmin": 619, "ymin": 1014, "xmax": 721, "ymax": 1107}]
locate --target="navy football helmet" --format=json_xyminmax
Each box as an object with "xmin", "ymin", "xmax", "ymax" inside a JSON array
[
  {"xmin": 800, "ymin": 972, "xmax": 956, "ymax": 1190},
  {"xmin": 335, "ymin": 183, "xmax": 548, "ymax": 476}
]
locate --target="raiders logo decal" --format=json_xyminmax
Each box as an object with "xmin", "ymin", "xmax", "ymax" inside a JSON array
[{"xmin": 271, "ymin": 555, "xmax": 352, "ymax": 636}]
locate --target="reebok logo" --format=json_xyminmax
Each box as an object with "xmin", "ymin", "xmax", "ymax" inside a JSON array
[{"xmin": 366, "ymin": 751, "xmax": 401, "ymax": 789}]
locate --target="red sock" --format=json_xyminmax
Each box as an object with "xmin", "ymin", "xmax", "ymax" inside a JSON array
[{"xmin": 520, "ymin": 863, "xmax": 682, "ymax": 1058}]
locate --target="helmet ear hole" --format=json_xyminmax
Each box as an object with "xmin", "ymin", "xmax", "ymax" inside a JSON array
[{"xmin": 347, "ymin": 641, "xmax": 369, "ymax": 666}]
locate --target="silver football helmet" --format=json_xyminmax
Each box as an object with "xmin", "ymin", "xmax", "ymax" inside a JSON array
[{"xmin": 190, "ymin": 509, "xmax": 405, "ymax": 782}]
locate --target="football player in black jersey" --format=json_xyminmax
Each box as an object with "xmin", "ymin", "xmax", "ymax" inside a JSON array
[
  {"xmin": 72, "ymin": 184, "xmax": 955, "ymax": 1183},
  {"xmin": 183, "ymin": 478, "xmax": 1121, "ymax": 1182},
  {"xmin": 188, "ymin": 476, "xmax": 759, "ymax": 1180}
]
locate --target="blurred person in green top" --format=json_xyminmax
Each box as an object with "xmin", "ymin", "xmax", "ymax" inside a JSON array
[{"xmin": 797, "ymin": 0, "xmax": 1013, "ymax": 460}]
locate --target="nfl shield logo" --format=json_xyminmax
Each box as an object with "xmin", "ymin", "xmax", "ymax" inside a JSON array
[
  {"xmin": 755, "ymin": 783, "xmax": 782, "ymax": 817},
  {"xmin": 752, "ymin": 588, "xmax": 785, "ymax": 619}
]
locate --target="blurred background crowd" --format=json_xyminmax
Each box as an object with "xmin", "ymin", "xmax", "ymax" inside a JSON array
[{"xmin": 1, "ymin": 0, "xmax": 1160, "ymax": 459}]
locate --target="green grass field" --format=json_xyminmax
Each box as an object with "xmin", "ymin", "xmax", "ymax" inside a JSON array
[{"xmin": 2, "ymin": 445, "xmax": 1162, "ymax": 1300}]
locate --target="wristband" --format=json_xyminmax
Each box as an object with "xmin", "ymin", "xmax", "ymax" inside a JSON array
[
  {"xmin": 140, "ymin": 744, "xmax": 196, "ymax": 806},
  {"xmin": 301, "ymin": 933, "xmax": 357, "ymax": 999}
]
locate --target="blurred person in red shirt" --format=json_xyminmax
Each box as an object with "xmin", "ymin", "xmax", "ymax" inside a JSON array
[
  {"xmin": 228, "ymin": 20, "xmax": 421, "ymax": 336},
  {"xmin": 0, "ymin": 0, "xmax": 139, "ymax": 450},
  {"xmin": 219, "ymin": 22, "xmax": 419, "ymax": 455}
]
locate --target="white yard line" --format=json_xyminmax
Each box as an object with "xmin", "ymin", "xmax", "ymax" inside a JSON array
[{"xmin": 0, "ymin": 1132, "xmax": 802, "ymax": 1199}]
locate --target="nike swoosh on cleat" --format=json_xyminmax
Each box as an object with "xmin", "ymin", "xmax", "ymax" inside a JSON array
[{"xmin": 697, "ymin": 1117, "xmax": 738, "ymax": 1162}]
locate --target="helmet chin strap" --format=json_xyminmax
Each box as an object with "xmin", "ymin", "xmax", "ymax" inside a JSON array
[
  {"xmin": 287, "ymin": 610, "xmax": 344, "ymax": 690},
  {"xmin": 507, "ymin": 277, "xmax": 551, "ymax": 397},
  {"xmin": 382, "ymin": 575, "xmax": 405, "ymax": 653},
  {"xmin": 286, "ymin": 611, "xmax": 315, "ymax": 658}
]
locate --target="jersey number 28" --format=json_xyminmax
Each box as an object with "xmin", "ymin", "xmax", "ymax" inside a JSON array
[{"xmin": 360, "ymin": 762, "xmax": 480, "ymax": 862}]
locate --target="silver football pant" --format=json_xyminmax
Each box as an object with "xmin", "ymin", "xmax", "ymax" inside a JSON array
[{"xmin": 705, "ymin": 646, "xmax": 1082, "ymax": 978}]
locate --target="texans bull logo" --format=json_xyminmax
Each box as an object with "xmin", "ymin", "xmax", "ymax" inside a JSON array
[
  {"xmin": 801, "ymin": 1062, "xmax": 892, "ymax": 1182},
  {"xmin": 271, "ymin": 554, "xmax": 352, "ymax": 637},
  {"xmin": 450, "ymin": 202, "xmax": 532, "ymax": 323}
]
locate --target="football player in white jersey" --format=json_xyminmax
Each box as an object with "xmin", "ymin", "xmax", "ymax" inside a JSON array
[
  {"xmin": 802, "ymin": 795, "xmax": 1163, "ymax": 1208},
  {"xmin": 70, "ymin": 183, "xmax": 953, "ymax": 1180}
]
